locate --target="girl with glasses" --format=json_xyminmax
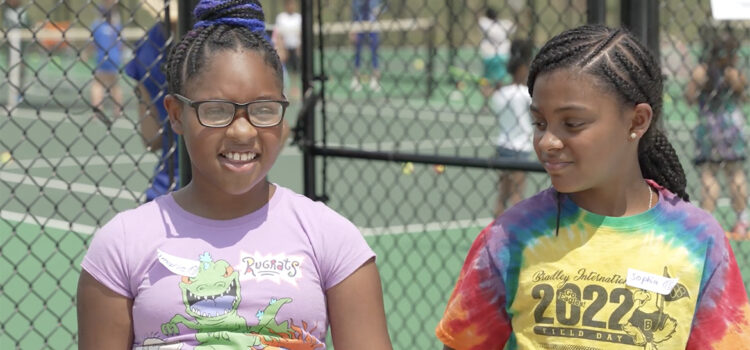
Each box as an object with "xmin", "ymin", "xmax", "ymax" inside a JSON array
[{"xmin": 77, "ymin": 1, "xmax": 392, "ymax": 349}]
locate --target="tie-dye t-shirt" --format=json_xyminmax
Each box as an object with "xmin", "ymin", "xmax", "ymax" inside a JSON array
[
  {"xmin": 82, "ymin": 185, "xmax": 375, "ymax": 349},
  {"xmin": 437, "ymin": 182, "xmax": 750, "ymax": 350}
]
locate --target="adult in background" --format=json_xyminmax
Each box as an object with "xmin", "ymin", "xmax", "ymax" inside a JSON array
[
  {"xmin": 349, "ymin": 0, "xmax": 385, "ymax": 92},
  {"xmin": 125, "ymin": 0, "xmax": 180, "ymax": 201}
]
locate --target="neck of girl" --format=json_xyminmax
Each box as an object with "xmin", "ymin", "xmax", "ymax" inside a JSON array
[
  {"xmin": 173, "ymin": 180, "xmax": 275, "ymax": 220},
  {"xmin": 568, "ymin": 173, "xmax": 655, "ymax": 217}
]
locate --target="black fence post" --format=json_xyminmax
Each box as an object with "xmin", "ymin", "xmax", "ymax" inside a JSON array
[
  {"xmin": 301, "ymin": 0, "xmax": 317, "ymax": 199},
  {"xmin": 446, "ymin": 0, "xmax": 456, "ymax": 78},
  {"xmin": 587, "ymin": 0, "xmax": 607, "ymax": 25},
  {"xmin": 621, "ymin": 0, "xmax": 660, "ymax": 57},
  {"xmin": 178, "ymin": 0, "xmax": 200, "ymax": 187}
]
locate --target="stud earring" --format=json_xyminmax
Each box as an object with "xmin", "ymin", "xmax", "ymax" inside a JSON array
[{"xmin": 630, "ymin": 132, "xmax": 637, "ymax": 140}]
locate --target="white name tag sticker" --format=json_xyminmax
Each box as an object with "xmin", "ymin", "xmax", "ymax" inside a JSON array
[
  {"xmin": 157, "ymin": 249, "xmax": 200, "ymax": 278},
  {"xmin": 626, "ymin": 268, "xmax": 679, "ymax": 295}
]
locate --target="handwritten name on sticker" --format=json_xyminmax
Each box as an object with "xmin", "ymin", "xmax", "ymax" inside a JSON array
[
  {"xmin": 626, "ymin": 268, "xmax": 678, "ymax": 295},
  {"xmin": 157, "ymin": 249, "xmax": 200, "ymax": 277}
]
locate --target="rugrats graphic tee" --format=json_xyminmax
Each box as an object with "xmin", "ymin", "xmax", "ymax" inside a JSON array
[
  {"xmin": 82, "ymin": 185, "xmax": 375, "ymax": 349},
  {"xmin": 437, "ymin": 182, "xmax": 750, "ymax": 350}
]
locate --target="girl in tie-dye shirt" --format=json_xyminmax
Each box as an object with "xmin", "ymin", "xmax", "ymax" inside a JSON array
[{"xmin": 436, "ymin": 25, "xmax": 750, "ymax": 350}]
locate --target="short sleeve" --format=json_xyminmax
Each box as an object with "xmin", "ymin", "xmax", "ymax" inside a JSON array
[
  {"xmin": 80, "ymin": 214, "xmax": 133, "ymax": 298},
  {"xmin": 686, "ymin": 235, "xmax": 750, "ymax": 349},
  {"xmin": 436, "ymin": 225, "xmax": 511, "ymax": 349},
  {"xmin": 315, "ymin": 205, "xmax": 375, "ymax": 290}
]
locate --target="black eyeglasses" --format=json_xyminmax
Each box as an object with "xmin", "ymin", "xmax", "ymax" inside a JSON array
[{"xmin": 173, "ymin": 94, "xmax": 289, "ymax": 128}]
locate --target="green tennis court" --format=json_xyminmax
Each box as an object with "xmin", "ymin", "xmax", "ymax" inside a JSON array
[{"xmin": 2, "ymin": 44, "xmax": 750, "ymax": 350}]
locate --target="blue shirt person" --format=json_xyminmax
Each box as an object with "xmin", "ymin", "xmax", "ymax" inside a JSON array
[{"xmin": 125, "ymin": 23, "xmax": 180, "ymax": 201}]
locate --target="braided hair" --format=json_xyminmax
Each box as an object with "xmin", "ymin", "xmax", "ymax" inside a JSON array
[
  {"xmin": 165, "ymin": 0, "xmax": 283, "ymax": 95},
  {"xmin": 528, "ymin": 25, "xmax": 689, "ymax": 202}
]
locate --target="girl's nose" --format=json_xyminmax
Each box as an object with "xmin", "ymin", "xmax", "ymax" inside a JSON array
[
  {"xmin": 537, "ymin": 130, "xmax": 563, "ymax": 151},
  {"xmin": 225, "ymin": 110, "xmax": 258, "ymax": 140}
]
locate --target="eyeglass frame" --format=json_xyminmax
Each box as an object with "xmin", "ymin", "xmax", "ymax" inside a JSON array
[{"xmin": 172, "ymin": 93, "xmax": 289, "ymax": 128}]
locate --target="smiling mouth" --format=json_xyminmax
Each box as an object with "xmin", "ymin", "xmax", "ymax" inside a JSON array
[
  {"xmin": 221, "ymin": 151, "xmax": 257, "ymax": 162},
  {"xmin": 543, "ymin": 161, "xmax": 572, "ymax": 171}
]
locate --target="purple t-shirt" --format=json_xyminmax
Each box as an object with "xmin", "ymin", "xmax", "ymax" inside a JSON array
[{"xmin": 81, "ymin": 185, "xmax": 375, "ymax": 349}]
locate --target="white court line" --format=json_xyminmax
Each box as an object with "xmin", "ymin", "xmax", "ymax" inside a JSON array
[
  {"xmin": 0, "ymin": 171, "xmax": 143, "ymax": 202},
  {"xmin": 1, "ymin": 210, "xmax": 96, "ymax": 235},
  {"xmin": 330, "ymin": 105, "xmax": 497, "ymax": 127},
  {"xmin": 3, "ymin": 153, "xmax": 158, "ymax": 171},
  {"xmin": 5, "ymin": 135, "xmax": 490, "ymax": 171},
  {"xmin": 9, "ymin": 108, "xmax": 136, "ymax": 130}
]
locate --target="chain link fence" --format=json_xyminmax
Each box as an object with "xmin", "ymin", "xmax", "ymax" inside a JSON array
[
  {"xmin": 1, "ymin": 0, "xmax": 749, "ymax": 349},
  {"xmin": 1, "ymin": 0, "xmax": 178, "ymax": 348},
  {"xmin": 303, "ymin": 0, "xmax": 750, "ymax": 349}
]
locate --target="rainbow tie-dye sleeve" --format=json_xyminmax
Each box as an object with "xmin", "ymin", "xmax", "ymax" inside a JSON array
[
  {"xmin": 686, "ymin": 235, "xmax": 750, "ymax": 349},
  {"xmin": 436, "ymin": 226, "xmax": 512, "ymax": 349}
]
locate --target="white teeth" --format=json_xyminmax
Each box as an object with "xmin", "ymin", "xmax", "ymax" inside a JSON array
[{"xmin": 224, "ymin": 152, "xmax": 256, "ymax": 161}]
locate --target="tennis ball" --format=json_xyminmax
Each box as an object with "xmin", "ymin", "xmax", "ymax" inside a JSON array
[
  {"xmin": 412, "ymin": 58, "xmax": 425, "ymax": 71},
  {"xmin": 433, "ymin": 164, "xmax": 445, "ymax": 174},
  {"xmin": 0, "ymin": 151, "xmax": 11, "ymax": 164},
  {"xmin": 402, "ymin": 162, "xmax": 414, "ymax": 175},
  {"xmin": 479, "ymin": 78, "xmax": 489, "ymax": 87}
]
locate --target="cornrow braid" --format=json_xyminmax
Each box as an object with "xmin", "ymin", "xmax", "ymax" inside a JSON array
[
  {"xmin": 639, "ymin": 130, "xmax": 689, "ymax": 201},
  {"xmin": 165, "ymin": 0, "xmax": 282, "ymax": 95},
  {"xmin": 528, "ymin": 24, "xmax": 689, "ymax": 201},
  {"xmin": 579, "ymin": 28, "xmax": 622, "ymax": 65}
]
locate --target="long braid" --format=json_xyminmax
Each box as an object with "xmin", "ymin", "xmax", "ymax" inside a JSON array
[
  {"xmin": 639, "ymin": 130, "xmax": 689, "ymax": 200},
  {"xmin": 165, "ymin": 0, "xmax": 282, "ymax": 95}
]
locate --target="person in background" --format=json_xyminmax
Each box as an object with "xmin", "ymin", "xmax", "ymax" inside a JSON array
[
  {"xmin": 274, "ymin": 0, "xmax": 301, "ymax": 100},
  {"xmin": 491, "ymin": 38, "xmax": 534, "ymax": 216},
  {"xmin": 477, "ymin": 6, "xmax": 515, "ymax": 97},
  {"xmin": 349, "ymin": 0, "xmax": 384, "ymax": 92},
  {"xmin": 686, "ymin": 24, "xmax": 748, "ymax": 240},
  {"xmin": 125, "ymin": 0, "xmax": 180, "ymax": 202},
  {"xmin": 89, "ymin": 0, "xmax": 124, "ymax": 125}
]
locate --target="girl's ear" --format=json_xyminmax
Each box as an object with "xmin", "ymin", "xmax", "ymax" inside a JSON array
[
  {"xmin": 629, "ymin": 103, "xmax": 653, "ymax": 139},
  {"xmin": 164, "ymin": 95, "xmax": 184, "ymax": 135}
]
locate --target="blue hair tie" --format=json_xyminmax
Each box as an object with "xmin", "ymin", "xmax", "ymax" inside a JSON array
[{"xmin": 192, "ymin": 1, "xmax": 266, "ymax": 38}]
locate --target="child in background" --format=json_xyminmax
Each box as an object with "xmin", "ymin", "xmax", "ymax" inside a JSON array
[
  {"xmin": 686, "ymin": 24, "xmax": 748, "ymax": 240},
  {"xmin": 437, "ymin": 25, "xmax": 750, "ymax": 349},
  {"xmin": 77, "ymin": 1, "xmax": 392, "ymax": 349},
  {"xmin": 274, "ymin": 0, "xmax": 302, "ymax": 99},
  {"xmin": 491, "ymin": 38, "xmax": 534, "ymax": 216},
  {"xmin": 477, "ymin": 6, "xmax": 515, "ymax": 97},
  {"xmin": 89, "ymin": 0, "xmax": 124, "ymax": 125}
]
